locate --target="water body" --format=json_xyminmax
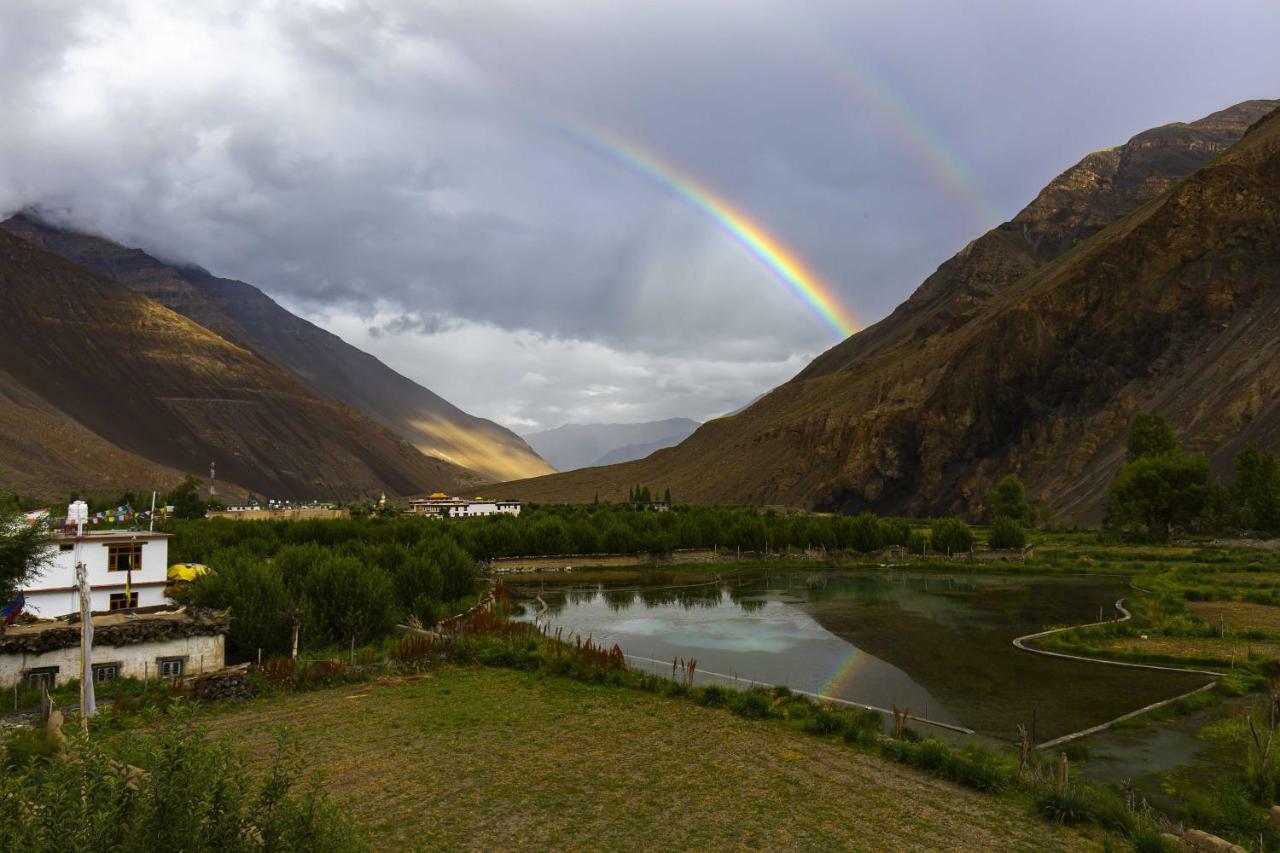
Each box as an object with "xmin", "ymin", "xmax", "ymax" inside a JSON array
[{"xmin": 510, "ymin": 571, "xmax": 1210, "ymax": 743}]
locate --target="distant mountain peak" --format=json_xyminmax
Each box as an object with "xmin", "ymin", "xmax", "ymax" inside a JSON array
[{"xmin": 0, "ymin": 214, "xmax": 553, "ymax": 485}]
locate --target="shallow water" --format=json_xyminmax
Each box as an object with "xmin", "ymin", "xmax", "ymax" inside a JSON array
[{"xmin": 511, "ymin": 571, "xmax": 1211, "ymax": 742}]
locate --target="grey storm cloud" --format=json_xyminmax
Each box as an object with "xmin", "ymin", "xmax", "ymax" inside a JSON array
[{"xmin": 1, "ymin": 1, "xmax": 1278, "ymax": 429}]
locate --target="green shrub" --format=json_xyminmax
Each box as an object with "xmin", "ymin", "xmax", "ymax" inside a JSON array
[
  {"xmin": 729, "ymin": 690, "xmax": 771, "ymax": 720},
  {"xmin": 841, "ymin": 708, "xmax": 884, "ymax": 746},
  {"xmin": 803, "ymin": 709, "xmax": 842, "ymax": 736},
  {"xmin": 0, "ymin": 716, "xmax": 362, "ymax": 851},
  {"xmin": 1036, "ymin": 786, "xmax": 1094, "ymax": 825},
  {"xmin": 695, "ymin": 685, "xmax": 727, "ymax": 707},
  {"xmin": 987, "ymin": 517, "xmax": 1027, "ymax": 550},
  {"xmin": 930, "ymin": 517, "xmax": 974, "ymax": 555}
]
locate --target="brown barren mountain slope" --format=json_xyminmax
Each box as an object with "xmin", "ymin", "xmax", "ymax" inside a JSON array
[
  {"xmin": 0, "ymin": 231, "xmax": 479, "ymax": 499},
  {"xmin": 0, "ymin": 365, "xmax": 201, "ymax": 499},
  {"xmin": 497, "ymin": 100, "xmax": 1280, "ymax": 521},
  {"xmin": 1, "ymin": 214, "xmax": 553, "ymax": 484}
]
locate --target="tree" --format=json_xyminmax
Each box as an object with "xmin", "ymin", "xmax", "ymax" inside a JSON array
[
  {"xmin": 1126, "ymin": 413, "xmax": 1178, "ymax": 462},
  {"xmin": 428, "ymin": 538, "xmax": 476, "ymax": 602},
  {"xmin": 1232, "ymin": 444, "xmax": 1280, "ymax": 533},
  {"xmin": 0, "ymin": 511, "xmax": 53, "ymax": 601},
  {"xmin": 302, "ymin": 555, "xmax": 397, "ymax": 648},
  {"xmin": 1104, "ymin": 451, "xmax": 1210, "ymax": 540},
  {"xmin": 990, "ymin": 474, "xmax": 1032, "ymax": 523},
  {"xmin": 930, "ymin": 517, "xmax": 974, "ymax": 556},
  {"xmin": 168, "ymin": 476, "xmax": 207, "ymax": 520},
  {"xmin": 188, "ymin": 550, "xmax": 292, "ymax": 659},
  {"xmin": 663, "ymin": 487, "xmax": 672, "ymax": 504},
  {"xmin": 394, "ymin": 546, "xmax": 444, "ymax": 626},
  {"xmin": 987, "ymin": 517, "xmax": 1027, "ymax": 550}
]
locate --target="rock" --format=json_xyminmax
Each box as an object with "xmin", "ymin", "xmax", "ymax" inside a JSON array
[
  {"xmin": 1269, "ymin": 804, "xmax": 1280, "ymax": 831},
  {"xmin": 1182, "ymin": 828, "xmax": 1245, "ymax": 852}
]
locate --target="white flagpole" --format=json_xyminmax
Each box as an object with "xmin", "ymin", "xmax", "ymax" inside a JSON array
[
  {"xmin": 70, "ymin": 501, "xmax": 96, "ymax": 727},
  {"xmin": 149, "ymin": 491, "xmax": 157, "ymax": 533}
]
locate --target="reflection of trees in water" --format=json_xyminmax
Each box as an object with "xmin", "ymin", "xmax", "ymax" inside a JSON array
[
  {"xmin": 640, "ymin": 588, "xmax": 680, "ymax": 608},
  {"xmin": 805, "ymin": 573, "xmax": 896, "ymax": 606},
  {"xmin": 567, "ymin": 587, "xmax": 598, "ymax": 607},
  {"xmin": 677, "ymin": 585, "xmax": 724, "ymax": 610},
  {"xmin": 727, "ymin": 579, "xmax": 767, "ymax": 613},
  {"xmin": 603, "ymin": 588, "xmax": 637, "ymax": 611}
]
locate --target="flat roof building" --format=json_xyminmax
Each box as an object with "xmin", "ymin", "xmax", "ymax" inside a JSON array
[
  {"xmin": 22, "ymin": 528, "xmax": 172, "ymax": 618},
  {"xmin": 407, "ymin": 494, "xmax": 522, "ymax": 519}
]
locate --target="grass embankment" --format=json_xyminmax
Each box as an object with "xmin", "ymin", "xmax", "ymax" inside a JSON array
[
  {"xmin": 203, "ymin": 666, "xmax": 1098, "ymax": 851},
  {"xmin": 1026, "ymin": 540, "xmax": 1280, "ymax": 672}
]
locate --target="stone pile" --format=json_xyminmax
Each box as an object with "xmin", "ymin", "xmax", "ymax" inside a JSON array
[{"xmin": 188, "ymin": 664, "xmax": 255, "ymax": 702}]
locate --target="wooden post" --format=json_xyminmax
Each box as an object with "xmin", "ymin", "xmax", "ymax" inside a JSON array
[{"xmin": 1056, "ymin": 752, "xmax": 1069, "ymax": 793}]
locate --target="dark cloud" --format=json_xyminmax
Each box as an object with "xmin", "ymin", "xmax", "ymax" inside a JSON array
[{"xmin": 1, "ymin": 1, "xmax": 1277, "ymax": 428}]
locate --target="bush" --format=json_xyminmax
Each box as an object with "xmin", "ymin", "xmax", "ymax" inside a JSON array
[
  {"xmin": 694, "ymin": 685, "xmax": 727, "ymax": 707},
  {"xmin": 987, "ymin": 517, "xmax": 1027, "ymax": 550},
  {"xmin": 0, "ymin": 717, "xmax": 362, "ymax": 851},
  {"xmin": 729, "ymin": 690, "xmax": 771, "ymax": 720},
  {"xmin": 930, "ymin": 517, "xmax": 974, "ymax": 556},
  {"xmin": 1036, "ymin": 786, "xmax": 1094, "ymax": 825},
  {"xmin": 803, "ymin": 709, "xmax": 842, "ymax": 736}
]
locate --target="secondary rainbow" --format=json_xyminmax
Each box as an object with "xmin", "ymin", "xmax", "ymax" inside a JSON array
[{"xmin": 562, "ymin": 126, "xmax": 858, "ymax": 338}]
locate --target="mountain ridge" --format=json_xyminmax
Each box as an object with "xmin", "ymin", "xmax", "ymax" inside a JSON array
[
  {"xmin": 0, "ymin": 214, "xmax": 553, "ymax": 485},
  {"xmin": 493, "ymin": 98, "xmax": 1280, "ymax": 521},
  {"xmin": 523, "ymin": 418, "xmax": 701, "ymax": 473},
  {"xmin": 0, "ymin": 230, "xmax": 481, "ymax": 499}
]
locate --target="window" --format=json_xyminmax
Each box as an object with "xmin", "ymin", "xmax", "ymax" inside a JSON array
[
  {"xmin": 109, "ymin": 591, "xmax": 139, "ymax": 610},
  {"xmin": 107, "ymin": 543, "xmax": 143, "ymax": 573},
  {"xmin": 92, "ymin": 663, "xmax": 121, "ymax": 683},
  {"xmin": 24, "ymin": 667, "xmax": 58, "ymax": 690},
  {"xmin": 60, "ymin": 543, "xmax": 74, "ymax": 552},
  {"xmin": 157, "ymin": 657, "xmax": 185, "ymax": 678}
]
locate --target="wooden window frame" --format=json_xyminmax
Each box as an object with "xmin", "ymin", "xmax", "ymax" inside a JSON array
[
  {"xmin": 107, "ymin": 542, "xmax": 143, "ymax": 573},
  {"xmin": 109, "ymin": 591, "xmax": 139, "ymax": 610},
  {"xmin": 91, "ymin": 662, "xmax": 122, "ymax": 684},
  {"xmin": 157, "ymin": 657, "xmax": 186, "ymax": 679},
  {"xmin": 24, "ymin": 667, "xmax": 58, "ymax": 690}
]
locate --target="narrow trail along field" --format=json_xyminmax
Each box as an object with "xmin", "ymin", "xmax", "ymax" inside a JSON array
[{"xmin": 204, "ymin": 667, "xmax": 1099, "ymax": 851}]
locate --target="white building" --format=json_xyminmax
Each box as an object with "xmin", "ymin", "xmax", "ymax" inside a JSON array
[
  {"xmin": 22, "ymin": 529, "xmax": 172, "ymax": 618},
  {"xmin": 408, "ymin": 493, "xmax": 522, "ymax": 519},
  {"xmin": 0, "ymin": 606, "xmax": 227, "ymax": 690}
]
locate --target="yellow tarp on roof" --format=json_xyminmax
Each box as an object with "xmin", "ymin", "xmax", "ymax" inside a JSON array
[{"xmin": 168, "ymin": 563, "xmax": 211, "ymax": 583}]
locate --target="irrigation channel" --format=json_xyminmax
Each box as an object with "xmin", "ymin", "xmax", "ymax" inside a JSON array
[{"xmin": 508, "ymin": 570, "xmax": 1215, "ymax": 748}]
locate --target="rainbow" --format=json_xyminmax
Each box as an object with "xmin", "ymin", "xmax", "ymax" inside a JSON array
[
  {"xmin": 561, "ymin": 126, "xmax": 858, "ymax": 339},
  {"xmin": 792, "ymin": 28, "xmax": 1001, "ymax": 226},
  {"xmin": 820, "ymin": 647, "xmax": 874, "ymax": 697}
]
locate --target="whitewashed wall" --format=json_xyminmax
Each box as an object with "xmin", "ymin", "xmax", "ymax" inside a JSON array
[
  {"xmin": 23, "ymin": 535, "xmax": 170, "ymax": 618},
  {"xmin": 0, "ymin": 634, "xmax": 224, "ymax": 689}
]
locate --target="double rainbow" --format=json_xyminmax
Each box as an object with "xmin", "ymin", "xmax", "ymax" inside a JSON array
[{"xmin": 564, "ymin": 126, "xmax": 858, "ymax": 339}]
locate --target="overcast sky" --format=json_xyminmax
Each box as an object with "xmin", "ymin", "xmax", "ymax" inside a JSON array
[{"xmin": 2, "ymin": 1, "xmax": 1278, "ymax": 432}]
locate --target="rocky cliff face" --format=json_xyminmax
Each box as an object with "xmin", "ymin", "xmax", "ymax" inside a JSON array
[
  {"xmin": 0, "ymin": 231, "xmax": 481, "ymax": 499},
  {"xmin": 0, "ymin": 216, "xmax": 553, "ymax": 485},
  {"xmin": 495, "ymin": 100, "xmax": 1280, "ymax": 522}
]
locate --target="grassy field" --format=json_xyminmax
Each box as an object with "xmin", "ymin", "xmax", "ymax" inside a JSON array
[{"xmin": 201, "ymin": 666, "xmax": 1099, "ymax": 851}]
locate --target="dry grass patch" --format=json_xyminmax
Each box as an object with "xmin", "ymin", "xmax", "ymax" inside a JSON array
[
  {"xmin": 1100, "ymin": 636, "xmax": 1280, "ymax": 661},
  {"xmin": 1187, "ymin": 601, "xmax": 1280, "ymax": 633},
  {"xmin": 203, "ymin": 667, "xmax": 1099, "ymax": 852}
]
